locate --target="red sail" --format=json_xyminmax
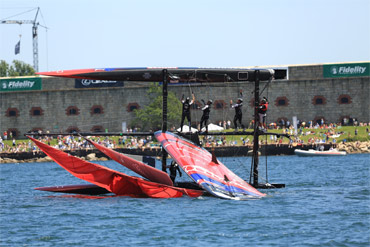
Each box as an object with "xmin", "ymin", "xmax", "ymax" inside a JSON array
[
  {"xmin": 155, "ymin": 131, "xmax": 265, "ymax": 200},
  {"xmin": 86, "ymin": 138, "xmax": 173, "ymax": 186},
  {"xmin": 28, "ymin": 136, "xmax": 203, "ymax": 198}
]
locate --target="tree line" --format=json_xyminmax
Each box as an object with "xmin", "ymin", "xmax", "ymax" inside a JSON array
[{"xmin": 0, "ymin": 60, "xmax": 35, "ymax": 77}]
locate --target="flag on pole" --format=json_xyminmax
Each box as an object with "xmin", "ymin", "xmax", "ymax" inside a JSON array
[{"xmin": 15, "ymin": 40, "xmax": 20, "ymax": 55}]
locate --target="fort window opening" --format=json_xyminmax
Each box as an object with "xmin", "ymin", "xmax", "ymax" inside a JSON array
[
  {"xmin": 91, "ymin": 125, "xmax": 104, "ymax": 132},
  {"xmin": 214, "ymin": 100, "xmax": 226, "ymax": 109},
  {"xmin": 7, "ymin": 128, "xmax": 19, "ymax": 138},
  {"xmin": 6, "ymin": 108, "xmax": 19, "ymax": 117},
  {"xmin": 66, "ymin": 126, "xmax": 80, "ymax": 133},
  {"xmin": 66, "ymin": 106, "xmax": 80, "ymax": 116},
  {"xmin": 127, "ymin": 103, "xmax": 140, "ymax": 112},
  {"xmin": 275, "ymin": 96, "xmax": 289, "ymax": 107},
  {"xmin": 338, "ymin": 94, "xmax": 352, "ymax": 104},
  {"xmin": 91, "ymin": 105, "xmax": 104, "ymax": 115},
  {"xmin": 312, "ymin": 96, "xmax": 326, "ymax": 105},
  {"xmin": 30, "ymin": 107, "xmax": 44, "ymax": 116}
]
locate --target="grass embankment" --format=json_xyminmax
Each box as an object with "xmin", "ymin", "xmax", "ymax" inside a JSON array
[
  {"xmin": 2, "ymin": 126, "xmax": 369, "ymax": 148},
  {"xmin": 216, "ymin": 126, "xmax": 370, "ymax": 145}
]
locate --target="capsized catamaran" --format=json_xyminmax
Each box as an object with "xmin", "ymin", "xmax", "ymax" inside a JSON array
[
  {"xmin": 155, "ymin": 131, "xmax": 265, "ymax": 199},
  {"xmin": 33, "ymin": 66, "xmax": 287, "ymax": 199},
  {"xmin": 30, "ymin": 133, "xmax": 265, "ymax": 200},
  {"xmin": 28, "ymin": 136, "xmax": 203, "ymax": 199}
]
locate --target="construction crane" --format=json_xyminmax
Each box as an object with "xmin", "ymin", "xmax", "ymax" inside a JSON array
[{"xmin": 1, "ymin": 7, "xmax": 47, "ymax": 72}]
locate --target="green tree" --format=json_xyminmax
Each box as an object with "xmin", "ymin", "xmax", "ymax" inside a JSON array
[
  {"xmin": 0, "ymin": 60, "xmax": 9, "ymax": 77},
  {"xmin": 0, "ymin": 60, "xmax": 35, "ymax": 77},
  {"xmin": 9, "ymin": 60, "xmax": 35, "ymax": 76},
  {"xmin": 132, "ymin": 83, "xmax": 182, "ymax": 131}
]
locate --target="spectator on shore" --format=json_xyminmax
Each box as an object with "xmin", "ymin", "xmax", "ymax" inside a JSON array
[{"xmin": 3, "ymin": 131, "xmax": 7, "ymax": 140}]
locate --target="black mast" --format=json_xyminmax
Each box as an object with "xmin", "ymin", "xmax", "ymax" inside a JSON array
[
  {"xmin": 252, "ymin": 70, "xmax": 260, "ymax": 187},
  {"xmin": 250, "ymin": 70, "xmax": 285, "ymax": 189},
  {"xmin": 161, "ymin": 69, "xmax": 168, "ymax": 172},
  {"xmin": 159, "ymin": 68, "xmax": 285, "ymax": 187}
]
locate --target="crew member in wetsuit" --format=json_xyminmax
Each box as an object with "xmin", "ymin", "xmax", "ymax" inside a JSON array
[
  {"xmin": 180, "ymin": 93, "xmax": 195, "ymax": 132},
  {"xmin": 169, "ymin": 160, "xmax": 182, "ymax": 183},
  {"xmin": 230, "ymin": 95, "xmax": 245, "ymax": 130},
  {"xmin": 199, "ymin": 99, "xmax": 213, "ymax": 133},
  {"xmin": 258, "ymin": 97, "xmax": 269, "ymax": 130}
]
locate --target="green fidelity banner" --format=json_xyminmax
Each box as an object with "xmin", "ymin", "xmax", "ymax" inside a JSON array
[
  {"xmin": 323, "ymin": 62, "xmax": 370, "ymax": 78},
  {"xmin": 0, "ymin": 77, "xmax": 42, "ymax": 91}
]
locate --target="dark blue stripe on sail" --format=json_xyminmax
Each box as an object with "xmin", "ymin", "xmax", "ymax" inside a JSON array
[{"xmin": 190, "ymin": 173, "xmax": 259, "ymax": 196}]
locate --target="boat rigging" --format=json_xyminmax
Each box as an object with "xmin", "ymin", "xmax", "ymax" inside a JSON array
[{"xmin": 28, "ymin": 66, "xmax": 289, "ymax": 199}]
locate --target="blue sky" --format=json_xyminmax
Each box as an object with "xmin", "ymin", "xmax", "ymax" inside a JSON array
[{"xmin": 1, "ymin": 0, "xmax": 369, "ymax": 72}]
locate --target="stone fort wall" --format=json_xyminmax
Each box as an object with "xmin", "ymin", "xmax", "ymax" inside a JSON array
[{"xmin": 1, "ymin": 62, "xmax": 369, "ymax": 138}]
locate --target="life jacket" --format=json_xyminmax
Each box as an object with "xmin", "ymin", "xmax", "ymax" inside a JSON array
[
  {"xmin": 202, "ymin": 105, "xmax": 210, "ymax": 118},
  {"xmin": 233, "ymin": 103, "xmax": 243, "ymax": 115},
  {"xmin": 258, "ymin": 102, "xmax": 268, "ymax": 113},
  {"xmin": 182, "ymin": 101, "xmax": 191, "ymax": 113}
]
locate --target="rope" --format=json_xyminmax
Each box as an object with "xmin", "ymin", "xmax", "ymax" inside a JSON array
[
  {"xmin": 264, "ymin": 77, "xmax": 271, "ymax": 182},
  {"xmin": 187, "ymin": 81, "xmax": 199, "ymax": 127},
  {"xmin": 0, "ymin": 7, "xmax": 38, "ymax": 21}
]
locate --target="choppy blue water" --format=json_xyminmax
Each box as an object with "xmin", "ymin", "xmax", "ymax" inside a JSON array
[{"xmin": 1, "ymin": 154, "xmax": 369, "ymax": 246}]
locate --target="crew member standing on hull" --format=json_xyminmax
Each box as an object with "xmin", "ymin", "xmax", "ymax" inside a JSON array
[
  {"xmin": 180, "ymin": 93, "xmax": 195, "ymax": 132},
  {"xmin": 258, "ymin": 97, "xmax": 269, "ymax": 131},
  {"xmin": 199, "ymin": 100, "xmax": 213, "ymax": 133},
  {"xmin": 230, "ymin": 90, "xmax": 244, "ymax": 130}
]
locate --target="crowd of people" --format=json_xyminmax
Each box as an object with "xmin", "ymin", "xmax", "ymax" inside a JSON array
[
  {"xmin": 0, "ymin": 134, "xmax": 158, "ymax": 154},
  {"xmin": 1, "ymin": 123, "xmax": 368, "ymax": 154}
]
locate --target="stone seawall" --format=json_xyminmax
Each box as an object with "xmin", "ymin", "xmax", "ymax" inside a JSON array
[{"xmin": 1, "ymin": 142, "xmax": 369, "ymax": 164}]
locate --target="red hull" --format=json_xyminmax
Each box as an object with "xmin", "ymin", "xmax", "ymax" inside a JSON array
[{"xmin": 28, "ymin": 136, "xmax": 203, "ymax": 199}]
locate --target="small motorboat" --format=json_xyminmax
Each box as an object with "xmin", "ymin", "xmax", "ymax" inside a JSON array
[{"xmin": 294, "ymin": 148, "xmax": 347, "ymax": 156}]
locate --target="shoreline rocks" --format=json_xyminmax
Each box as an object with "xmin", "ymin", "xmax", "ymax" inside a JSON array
[
  {"xmin": 0, "ymin": 155, "xmax": 111, "ymax": 164},
  {"xmin": 336, "ymin": 141, "xmax": 370, "ymax": 154}
]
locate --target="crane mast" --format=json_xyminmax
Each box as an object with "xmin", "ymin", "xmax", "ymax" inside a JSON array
[{"xmin": 1, "ymin": 7, "xmax": 41, "ymax": 72}]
